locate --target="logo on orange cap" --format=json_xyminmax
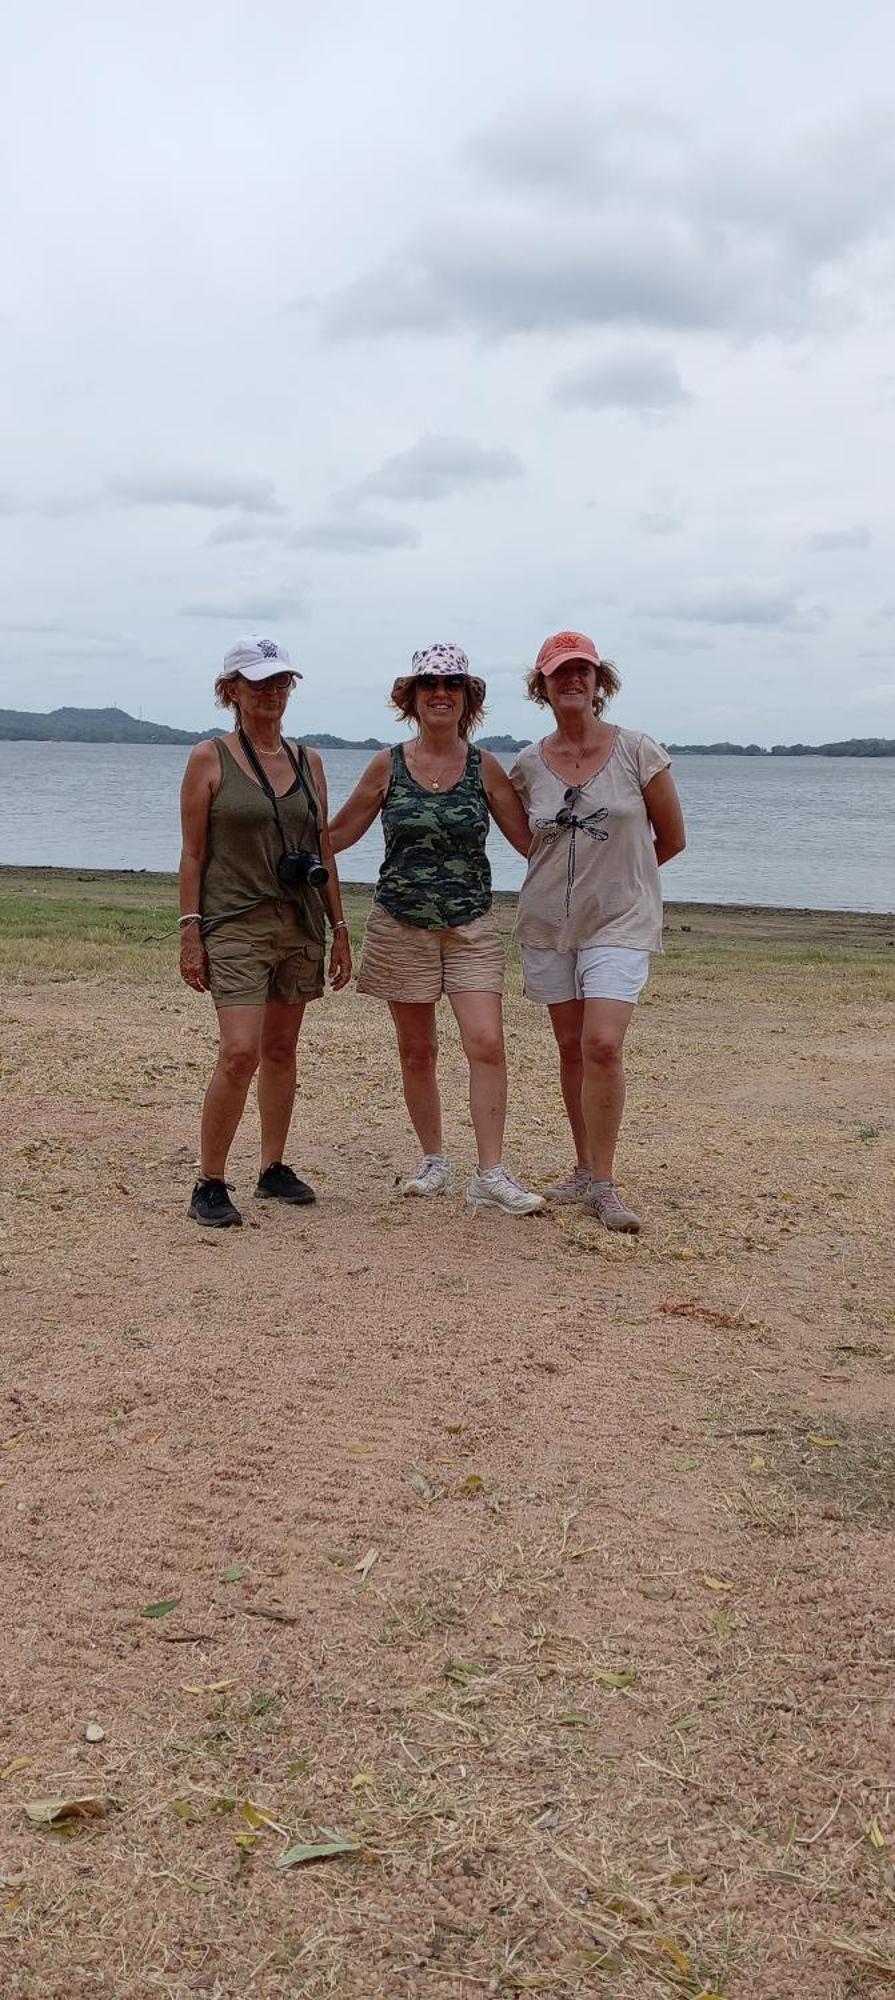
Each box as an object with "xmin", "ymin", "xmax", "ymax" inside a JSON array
[{"xmin": 535, "ymin": 631, "xmax": 601, "ymax": 676}]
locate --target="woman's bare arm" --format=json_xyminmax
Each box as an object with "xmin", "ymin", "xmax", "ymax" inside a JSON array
[
  {"xmin": 328, "ymin": 750, "xmax": 391, "ymax": 853},
  {"xmin": 178, "ymin": 740, "xmax": 219, "ymax": 990},
  {"xmin": 481, "ymin": 751, "xmax": 533, "ymax": 858},
  {"xmin": 643, "ymin": 767, "xmax": 686, "ymax": 865},
  {"xmin": 305, "ymin": 749, "xmax": 351, "ymax": 990}
]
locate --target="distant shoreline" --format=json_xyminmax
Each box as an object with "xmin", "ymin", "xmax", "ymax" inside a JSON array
[{"xmin": 0, "ymin": 707, "xmax": 892, "ymax": 756}]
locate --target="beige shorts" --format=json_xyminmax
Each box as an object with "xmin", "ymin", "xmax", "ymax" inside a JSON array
[
  {"xmin": 204, "ymin": 900, "xmax": 325, "ymax": 1008},
  {"xmin": 357, "ymin": 901, "xmax": 505, "ymax": 1003}
]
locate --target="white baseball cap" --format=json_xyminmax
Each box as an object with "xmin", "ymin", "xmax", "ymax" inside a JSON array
[{"xmin": 221, "ymin": 635, "xmax": 301, "ymax": 681}]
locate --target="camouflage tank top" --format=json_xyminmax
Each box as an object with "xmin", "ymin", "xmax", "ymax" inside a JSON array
[{"xmin": 375, "ymin": 744, "xmax": 492, "ymax": 930}]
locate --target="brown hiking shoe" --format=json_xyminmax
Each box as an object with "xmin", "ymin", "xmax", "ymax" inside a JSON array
[
  {"xmin": 545, "ymin": 1165, "xmax": 592, "ymax": 1204},
  {"xmin": 585, "ymin": 1183, "xmax": 641, "ymax": 1233}
]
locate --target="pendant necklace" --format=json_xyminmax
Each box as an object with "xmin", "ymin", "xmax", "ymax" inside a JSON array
[{"xmin": 411, "ymin": 746, "xmax": 459, "ymax": 791}]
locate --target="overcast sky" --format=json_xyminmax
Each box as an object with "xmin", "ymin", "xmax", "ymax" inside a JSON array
[{"xmin": 3, "ymin": 0, "xmax": 894, "ymax": 743}]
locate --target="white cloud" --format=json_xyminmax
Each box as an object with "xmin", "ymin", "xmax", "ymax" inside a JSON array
[
  {"xmin": 323, "ymin": 215, "xmax": 740, "ymax": 339},
  {"xmin": 322, "ymin": 106, "xmax": 895, "ymax": 345},
  {"xmin": 0, "ymin": 617, "xmax": 66, "ymax": 634},
  {"xmin": 806, "ymin": 525, "xmax": 871, "ymax": 551},
  {"xmin": 637, "ymin": 510, "xmax": 684, "ymax": 536},
  {"xmin": 289, "ymin": 510, "xmax": 420, "ymax": 552},
  {"xmin": 206, "ymin": 515, "xmax": 292, "ymax": 547},
  {"xmin": 109, "ymin": 472, "xmax": 287, "ymax": 514},
  {"xmin": 661, "ymin": 584, "xmax": 807, "ymax": 627},
  {"xmin": 350, "ymin": 434, "xmax": 524, "ymax": 502},
  {"xmin": 182, "ymin": 587, "xmax": 306, "ymax": 621},
  {"xmin": 555, "ymin": 347, "xmax": 690, "ymax": 416}
]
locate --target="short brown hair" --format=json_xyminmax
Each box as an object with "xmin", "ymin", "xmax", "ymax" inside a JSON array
[
  {"xmin": 214, "ymin": 670, "xmax": 298, "ymax": 711},
  {"xmin": 390, "ymin": 676, "xmax": 486, "ymax": 739},
  {"xmin": 525, "ymin": 656, "xmax": 620, "ymax": 717}
]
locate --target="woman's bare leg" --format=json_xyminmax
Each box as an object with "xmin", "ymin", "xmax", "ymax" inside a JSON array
[
  {"xmin": 257, "ymin": 999, "xmax": 306, "ymax": 1170},
  {"xmin": 448, "ymin": 989, "xmax": 507, "ymax": 1170},
  {"xmin": 200, "ymin": 1005, "xmax": 265, "ymax": 1178},
  {"xmin": 580, "ymin": 998, "xmax": 635, "ymax": 1182},
  {"xmin": 547, "ymin": 998, "xmax": 589, "ymax": 1167},
  {"xmin": 388, "ymin": 1001, "xmax": 442, "ymax": 1154}
]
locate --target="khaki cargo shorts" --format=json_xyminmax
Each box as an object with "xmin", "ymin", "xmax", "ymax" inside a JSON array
[
  {"xmin": 357, "ymin": 901, "xmax": 505, "ymax": 1003},
  {"xmin": 204, "ymin": 900, "xmax": 325, "ymax": 1008}
]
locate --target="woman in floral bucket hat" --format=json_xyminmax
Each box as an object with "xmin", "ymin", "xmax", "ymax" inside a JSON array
[
  {"xmin": 329, "ymin": 644, "xmax": 544, "ymax": 1216},
  {"xmin": 511, "ymin": 632, "xmax": 686, "ymax": 1232}
]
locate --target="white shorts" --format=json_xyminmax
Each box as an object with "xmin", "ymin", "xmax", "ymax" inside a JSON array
[{"xmin": 521, "ymin": 945, "xmax": 650, "ymax": 1006}]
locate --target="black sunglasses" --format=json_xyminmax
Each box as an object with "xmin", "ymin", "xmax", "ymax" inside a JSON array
[
  {"xmin": 555, "ymin": 784, "xmax": 585, "ymax": 826},
  {"xmin": 416, "ymin": 674, "xmax": 462, "ymax": 692}
]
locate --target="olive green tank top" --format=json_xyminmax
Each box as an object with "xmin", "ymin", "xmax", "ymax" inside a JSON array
[
  {"xmin": 200, "ymin": 739, "xmax": 325, "ymax": 943},
  {"xmin": 375, "ymin": 744, "xmax": 492, "ymax": 930}
]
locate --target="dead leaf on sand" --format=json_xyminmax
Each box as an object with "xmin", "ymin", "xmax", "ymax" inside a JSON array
[
  {"xmin": 407, "ymin": 1468, "xmax": 438, "ymax": 1503},
  {"xmin": 25, "ymin": 1794, "xmax": 112, "ymax": 1826},
  {"xmin": 276, "ymin": 1834, "xmax": 360, "ymax": 1869},
  {"xmin": 180, "ymin": 1679, "xmax": 235, "ymax": 1696},
  {"xmin": 355, "ymin": 1547, "xmax": 379, "ymax": 1583}
]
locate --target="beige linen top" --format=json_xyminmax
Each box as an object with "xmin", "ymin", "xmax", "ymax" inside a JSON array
[{"xmin": 510, "ymin": 727, "xmax": 671, "ymax": 952}]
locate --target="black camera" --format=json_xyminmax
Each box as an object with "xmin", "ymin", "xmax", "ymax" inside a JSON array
[{"xmin": 276, "ymin": 849, "xmax": 329, "ymax": 890}]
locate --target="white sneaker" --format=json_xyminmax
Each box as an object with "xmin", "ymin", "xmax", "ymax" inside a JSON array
[
  {"xmin": 466, "ymin": 1166, "xmax": 546, "ymax": 1216},
  {"xmin": 403, "ymin": 1154, "xmax": 451, "ymax": 1197}
]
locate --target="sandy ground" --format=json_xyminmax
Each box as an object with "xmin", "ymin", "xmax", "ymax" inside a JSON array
[{"xmin": 1, "ymin": 894, "xmax": 894, "ymax": 1999}]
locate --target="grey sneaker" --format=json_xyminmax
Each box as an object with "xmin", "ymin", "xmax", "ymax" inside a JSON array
[
  {"xmin": 403, "ymin": 1154, "xmax": 451, "ymax": 1197},
  {"xmin": 545, "ymin": 1165, "xmax": 592, "ymax": 1204},
  {"xmin": 585, "ymin": 1182, "xmax": 641, "ymax": 1233},
  {"xmin": 466, "ymin": 1166, "xmax": 545, "ymax": 1216}
]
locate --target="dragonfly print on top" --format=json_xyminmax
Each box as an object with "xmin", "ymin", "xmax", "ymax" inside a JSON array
[
  {"xmin": 533, "ymin": 784, "xmax": 610, "ymax": 917},
  {"xmin": 510, "ymin": 728, "xmax": 672, "ymax": 954}
]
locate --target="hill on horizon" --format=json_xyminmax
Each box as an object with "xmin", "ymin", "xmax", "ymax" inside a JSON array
[
  {"xmin": 0, "ymin": 705, "xmax": 532, "ymax": 751},
  {"xmin": 0, "ymin": 706, "xmax": 891, "ymax": 756}
]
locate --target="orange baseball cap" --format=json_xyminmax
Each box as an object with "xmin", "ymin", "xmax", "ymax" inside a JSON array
[{"xmin": 535, "ymin": 630, "xmax": 601, "ymax": 676}]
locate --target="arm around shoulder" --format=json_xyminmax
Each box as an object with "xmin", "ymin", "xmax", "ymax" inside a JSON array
[
  {"xmin": 328, "ymin": 749, "xmax": 391, "ymax": 853},
  {"xmin": 481, "ymin": 750, "xmax": 533, "ymax": 859}
]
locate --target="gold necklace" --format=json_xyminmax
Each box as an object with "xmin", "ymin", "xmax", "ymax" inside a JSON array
[{"xmin": 410, "ymin": 744, "xmax": 462, "ymax": 791}]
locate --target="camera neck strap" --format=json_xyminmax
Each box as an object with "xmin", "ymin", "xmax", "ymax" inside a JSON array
[{"xmin": 236, "ymin": 724, "xmax": 320, "ymax": 856}]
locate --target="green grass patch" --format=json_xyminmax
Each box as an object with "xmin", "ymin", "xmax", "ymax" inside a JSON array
[{"xmin": 0, "ymin": 874, "xmax": 375, "ymax": 981}]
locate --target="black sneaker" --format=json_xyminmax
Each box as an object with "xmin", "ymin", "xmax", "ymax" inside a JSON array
[
  {"xmin": 188, "ymin": 1178, "xmax": 242, "ymax": 1228},
  {"xmin": 255, "ymin": 1161, "xmax": 316, "ymax": 1206}
]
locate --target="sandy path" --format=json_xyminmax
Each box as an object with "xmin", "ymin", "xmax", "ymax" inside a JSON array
[{"xmin": 1, "ymin": 943, "xmax": 894, "ymax": 1998}]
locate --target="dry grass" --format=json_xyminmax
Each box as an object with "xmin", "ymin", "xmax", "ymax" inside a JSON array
[{"xmin": 1, "ymin": 873, "xmax": 894, "ymax": 1998}]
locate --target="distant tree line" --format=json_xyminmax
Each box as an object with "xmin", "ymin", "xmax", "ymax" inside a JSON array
[
  {"xmin": 0, "ymin": 708, "xmax": 890, "ymax": 756},
  {"xmin": 0, "ymin": 706, "xmax": 533, "ymax": 751},
  {"xmin": 666, "ymin": 738, "xmax": 894, "ymax": 758}
]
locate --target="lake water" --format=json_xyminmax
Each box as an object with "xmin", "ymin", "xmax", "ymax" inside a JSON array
[{"xmin": 0, "ymin": 741, "xmax": 892, "ymax": 913}]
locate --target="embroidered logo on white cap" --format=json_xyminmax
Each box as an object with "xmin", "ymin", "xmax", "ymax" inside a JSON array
[{"xmin": 221, "ymin": 634, "xmax": 301, "ymax": 681}]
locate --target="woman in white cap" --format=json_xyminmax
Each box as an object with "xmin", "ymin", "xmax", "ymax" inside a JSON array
[
  {"xmin": 511, "ymin": 632, "xmax": 686, "ymax": 1232},
  {"xmin": 329, "ymin": 644, "xmax": 543, "ymax": 1215},
  {"xmin": 178, "ymin": 636, "xmax": 351, "ymax": 1227}
]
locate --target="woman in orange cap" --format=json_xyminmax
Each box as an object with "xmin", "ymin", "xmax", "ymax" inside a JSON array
[{"xmin": 511, "ymin": 632, "xmax": 686, "ymax": 1231}]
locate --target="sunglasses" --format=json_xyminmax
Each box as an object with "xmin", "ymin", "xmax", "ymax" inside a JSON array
[
  {"xmin": 416, "ymin": 674, "xmax": 463, "ymax": 692},
  {"xmin": 555, "ymin": 784, "xmax": 585, "ymax": 825}
]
